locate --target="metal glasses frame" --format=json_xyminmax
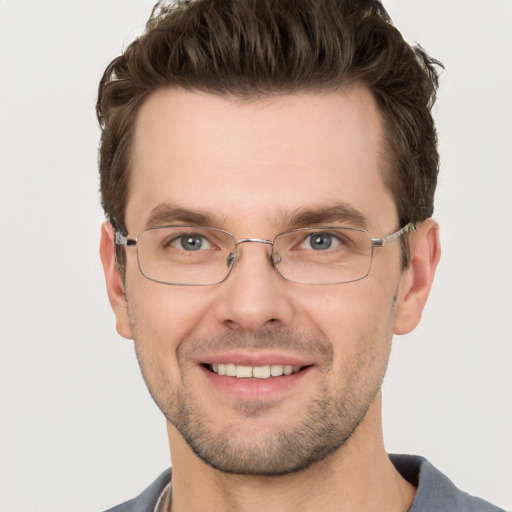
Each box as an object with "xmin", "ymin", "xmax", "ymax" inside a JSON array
[{"xmin": 114, "ymin": 222, "xmax": 417, "ymax": 286}]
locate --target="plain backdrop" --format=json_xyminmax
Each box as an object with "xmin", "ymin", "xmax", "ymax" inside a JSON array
[{"xmin": 0, "ymin": 1, "xmax": 511, "ymax": 511}]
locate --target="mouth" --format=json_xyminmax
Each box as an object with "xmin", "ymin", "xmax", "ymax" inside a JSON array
[
  {"xmin": 199, "ymin": 358, "xmax": 314, "ymax": 400},
  {"xmin": 205, "ymin": 363, "xmax": 306, "ymax": 379}
]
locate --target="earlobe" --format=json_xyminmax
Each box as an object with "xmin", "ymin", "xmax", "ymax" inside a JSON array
[
  {"xmin": 393, "ymin": 219, "xmax": 441, "ymax": 335},
  {"xmin": 99, "ymin": 221, "xmax": 133, "ymax": 340}
]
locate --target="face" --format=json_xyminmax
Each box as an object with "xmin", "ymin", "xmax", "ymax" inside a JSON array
[{"xmin": 106, "ymin": 87, "xmax": 413, "ymax": 475}]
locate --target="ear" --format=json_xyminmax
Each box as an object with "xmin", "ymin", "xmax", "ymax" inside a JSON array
[
  {"xmin": 99, "ymin": 221, "xmax": 133, "ymax": 340},
  {"xmin": 393, "ymin": 219, "xmax": 441, "ymax": 335}
]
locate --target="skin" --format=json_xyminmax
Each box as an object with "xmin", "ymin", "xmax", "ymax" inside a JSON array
[{"xmin": 100, "ymin": 86, "xmax": 440, "ymax": 512}]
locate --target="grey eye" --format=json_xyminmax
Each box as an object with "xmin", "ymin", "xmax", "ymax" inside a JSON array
[
  {"xmin": 171, "ymin": 234, "xmax": 211, "ymax": 251},
  {"xmin": 307, "ymin": 233, "xmax": 334, "ymax": 250}
]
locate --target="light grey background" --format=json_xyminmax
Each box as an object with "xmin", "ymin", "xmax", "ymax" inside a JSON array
[{"xmin": 0, "ymin": 1, "xmax": 511, "ymax": 511}]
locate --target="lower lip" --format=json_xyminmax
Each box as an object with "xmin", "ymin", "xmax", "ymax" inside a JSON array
[{"xmin": 200, "ymin": 365, "xmax": 312, "ymax": 400}]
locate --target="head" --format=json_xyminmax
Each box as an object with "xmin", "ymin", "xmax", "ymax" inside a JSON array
[
  {"xmin": 98, "ymin": 0, "xmax": 442, "ymax": 477},
  {"xmin": 97, "ymin": 0, "xmax": 442, "ymax": 273}
]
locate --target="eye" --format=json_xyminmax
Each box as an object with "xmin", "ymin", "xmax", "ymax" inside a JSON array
[
  {"xmin": 170, "ymin": 233, "xmax": 213, "ymax": 251},
  {"xmin": 301, "ymin": 232, "xmax": 341, "ymax": 251}
]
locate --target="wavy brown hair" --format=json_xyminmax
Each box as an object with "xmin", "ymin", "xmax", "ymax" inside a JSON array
[{"xmin": 97, "ymin": 0, "xmax": 442, "ymax": 268}]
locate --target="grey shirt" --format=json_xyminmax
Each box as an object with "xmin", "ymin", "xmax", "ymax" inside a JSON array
[{"xmin": 103, "ymin": 454, "xmax": 506, "ymax": 512}]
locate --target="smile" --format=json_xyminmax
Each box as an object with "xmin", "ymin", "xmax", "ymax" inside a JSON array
[{"xmin": 208, "ymin": 363, "xmax": 303, "ymax": 379}]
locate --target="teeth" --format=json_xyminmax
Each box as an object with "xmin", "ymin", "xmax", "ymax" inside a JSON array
[
  {"xmin": 252, "ymin": 365, "xmax": 271, "ymax": 379},
  {"xmin": 235, "ymin": 365, "xmax": 253, "ymax": 378},
  {"xmin": 210, "ymin": 364, "xmax": 302, "ymax": 379},
  {"xmin": 270, "ymin": 364, "xmax": 283, "ymax": 376}
]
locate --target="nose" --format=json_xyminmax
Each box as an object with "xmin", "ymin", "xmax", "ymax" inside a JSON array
[{"xmin": 213, "ymin": 240, "xmax": 295, "ymax": 333}]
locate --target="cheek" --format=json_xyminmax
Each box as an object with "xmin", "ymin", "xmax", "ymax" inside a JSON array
[
  {"xmin": 300, "ymin": 281, "xmax": 396, "ymax": 367},
  {"xmin": 303, "ymin": 281, "xmax": 394, "ymax": 328},
  {"xmin": 127, "ymin": 284, "xmax": 212, "ymax": 400},
  {"xmin": 125, "ymin": 275, "xmax": 214, "ymax": 360}
]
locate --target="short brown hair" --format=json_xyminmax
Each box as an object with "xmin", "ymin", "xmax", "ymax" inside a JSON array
[{"xmin": 97, "ymin": 0, "xmax": 442, "ymax": 267}]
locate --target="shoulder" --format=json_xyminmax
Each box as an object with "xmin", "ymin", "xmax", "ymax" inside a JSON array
[
  {"xmin": 102, "ymin": 468, "xmax": 172, "ymax": 512},
  {"xmin": 390, "ymin": 454, "xmax": 506, "ymax": 512}
]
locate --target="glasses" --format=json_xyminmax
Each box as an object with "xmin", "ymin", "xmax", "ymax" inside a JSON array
[{"xmin": 115, "ymin": 223, "xmax": 416, "ymax": 286}]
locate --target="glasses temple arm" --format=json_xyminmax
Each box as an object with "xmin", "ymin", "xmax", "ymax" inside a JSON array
[
  {"xmin": 115, "ymin": 231, "xmax": 137, "ymax": 247},
  {"xmin": 371, "ymin": 222, "xmax": 416, "ymax": 248}
]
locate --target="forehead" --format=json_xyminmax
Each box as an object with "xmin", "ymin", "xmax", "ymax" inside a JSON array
[{"xmin": 126, "ymin": 87, "xmax": 396, "ymax": 234}]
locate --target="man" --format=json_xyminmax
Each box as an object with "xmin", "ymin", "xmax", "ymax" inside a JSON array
[{"xmin": 96, "ymin": 1, "xmax": 505, "ymax": 511}]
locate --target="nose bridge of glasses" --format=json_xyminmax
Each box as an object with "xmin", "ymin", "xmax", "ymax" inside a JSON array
[
  {"xmin": 236, "ymin": 237, "xmax": 274, "ymax": 247},
  {"xmin": 226, "ymin": 238, "xmax": 276, "ymax": 268}
]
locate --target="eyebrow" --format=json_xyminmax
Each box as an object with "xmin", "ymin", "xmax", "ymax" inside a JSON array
[
  {"xmin": 281, "ymin": 204, "xmax": 369, "ymax": 229},
  {"xmin": 145, "ymin": 203, "xmax": 220, "ymax": 228},
  {"xmin": 144, "ymin": 202, "xmax": 368, "ymax": 231}
]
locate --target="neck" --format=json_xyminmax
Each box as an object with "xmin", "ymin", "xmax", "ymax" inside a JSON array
[{"xmin": 167, "ymin": 394, "xmax": 416, "ymax": 512}]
